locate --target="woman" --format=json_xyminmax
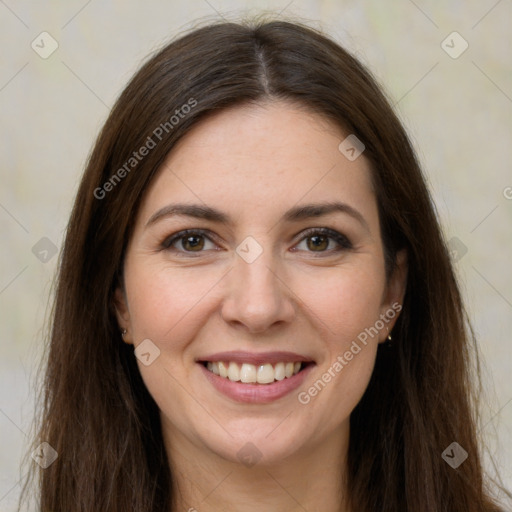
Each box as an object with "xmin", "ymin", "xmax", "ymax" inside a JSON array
[{"xmin": 22, "ymin": 19, "xmax": 510, "ymax": 512}]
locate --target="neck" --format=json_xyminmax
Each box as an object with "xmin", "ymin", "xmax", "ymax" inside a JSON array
[{"xmin": 163, "ymin": 420, "xmax": 351, "ymax": 512}]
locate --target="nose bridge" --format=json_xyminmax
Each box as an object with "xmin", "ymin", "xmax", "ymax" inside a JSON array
[
  {"xmin": 234, "ymin": 238, "xmax": 282, "ymax": 302},
  {"xmin": 221, "ymin": 236, "xmax": 294, "ymax": 332},
  {"xmin": 238, "ymin": 249, "xmax": 278, "ymax": 293}
]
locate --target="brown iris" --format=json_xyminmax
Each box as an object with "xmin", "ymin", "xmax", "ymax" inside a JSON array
[
  {"xmin": 307, "ymin": 235, "xmax": 329, "ymax": 251},
  {"xmin": 182, "ymin": 234, "xmax": 205, "ymax": 251}
]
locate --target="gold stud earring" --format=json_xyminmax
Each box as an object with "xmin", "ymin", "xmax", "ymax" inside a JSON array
[{"xmin": 385, "ymin": 327, "xmax": 393, "ymax": 347}]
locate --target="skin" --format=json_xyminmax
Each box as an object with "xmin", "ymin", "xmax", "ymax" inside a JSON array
[{"xmin": 115, "ymin": 101, "xmax": 407, "ymax": 512}]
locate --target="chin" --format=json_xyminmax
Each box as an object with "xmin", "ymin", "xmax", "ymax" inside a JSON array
[{"xmin": 195, "ymin": 418, "xmax": 312, "ymax": 468}]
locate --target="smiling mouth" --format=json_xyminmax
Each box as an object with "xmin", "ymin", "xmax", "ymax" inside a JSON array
[{"xmin": 200, "ymin": 360, "xmax": 313, "ymax": 384}]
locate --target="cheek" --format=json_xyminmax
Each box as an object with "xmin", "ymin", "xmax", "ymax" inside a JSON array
[
  {"xmin": 292, "ymin": 263, "xmax": 384, "ymax": 414},
  {"xmin": 125, "ymin": 261, "xmax": 225, "ymax": 342},
  {"xmin": 297, "ymin": 262, "xmax": 386, "ymax": 345},
  {"xmin": 295, "ymin": 279, "xmax": 381, "ymax": 429},
  {"xmin": 124, "ymin": 263, "xmax": 218, "ymax": 425}
]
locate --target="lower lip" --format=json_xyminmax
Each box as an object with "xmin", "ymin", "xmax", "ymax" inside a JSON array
[{"xmin": 199, "ymin": 363, "xmax": 315, "ymax": 404}]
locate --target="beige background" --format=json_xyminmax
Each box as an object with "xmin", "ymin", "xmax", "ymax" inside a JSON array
[{"xmin": 1, "ymin": 1, "xmax": 511, "ymax": 509}]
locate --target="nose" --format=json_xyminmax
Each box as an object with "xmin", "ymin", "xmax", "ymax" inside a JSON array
[{"xmin": 220, "ymin": 246, "xmax": 296, "ymax": 334}]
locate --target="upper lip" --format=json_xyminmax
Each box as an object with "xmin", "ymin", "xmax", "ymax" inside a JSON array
[{"xmin": 197, "ymin": 351, "xmax": 315, "ymax": 366}]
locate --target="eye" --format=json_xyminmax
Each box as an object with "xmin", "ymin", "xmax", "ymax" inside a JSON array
[
  {"xmin": 161, "ymin": 227, "xmax": 352, "ymax": 257},
  {"xmin": 293, "ymin": 227, "xmax": 352, "ymax": 254},
  {"xmin": 162, "ymin": 229, "xmax": 218, "ymax": 255}
]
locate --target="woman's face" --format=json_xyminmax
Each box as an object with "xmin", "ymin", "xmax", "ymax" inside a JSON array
[{"xmin": 115, "ymin": 101, "xmax": 406, "ymax": 467}]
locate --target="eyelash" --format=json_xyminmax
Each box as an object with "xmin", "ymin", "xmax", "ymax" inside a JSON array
[{"xmin": 161, "ymin": 227, "xmax": 353, "ymax": 257}]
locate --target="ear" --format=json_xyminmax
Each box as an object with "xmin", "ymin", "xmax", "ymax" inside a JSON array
[
  {"xmin": 113, "ymin": 286, "xmax": 133, "ymax": 344},
  {"xmin": 378, "ymin": 249, "xmax": 407, "ymax": 343}
]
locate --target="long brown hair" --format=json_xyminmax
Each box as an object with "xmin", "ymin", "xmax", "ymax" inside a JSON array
[{"xmin": 21, "ymin": 18, "xmax": 510, "ymax": 511}]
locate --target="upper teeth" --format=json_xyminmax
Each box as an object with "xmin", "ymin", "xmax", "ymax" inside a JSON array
[{"xmin": 206, "ymin": 361, "xmax": 302, "ymax": 384}]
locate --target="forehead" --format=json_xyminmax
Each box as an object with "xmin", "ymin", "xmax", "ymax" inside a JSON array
[{"xmin": 137, "ymin": 101, "xmax": 377, "ymax": 227}]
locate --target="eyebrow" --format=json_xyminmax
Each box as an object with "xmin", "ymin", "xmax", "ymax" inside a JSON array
[{"xmin": 145, "ymin": 201, "xmax": 370, "ymax": 233}]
